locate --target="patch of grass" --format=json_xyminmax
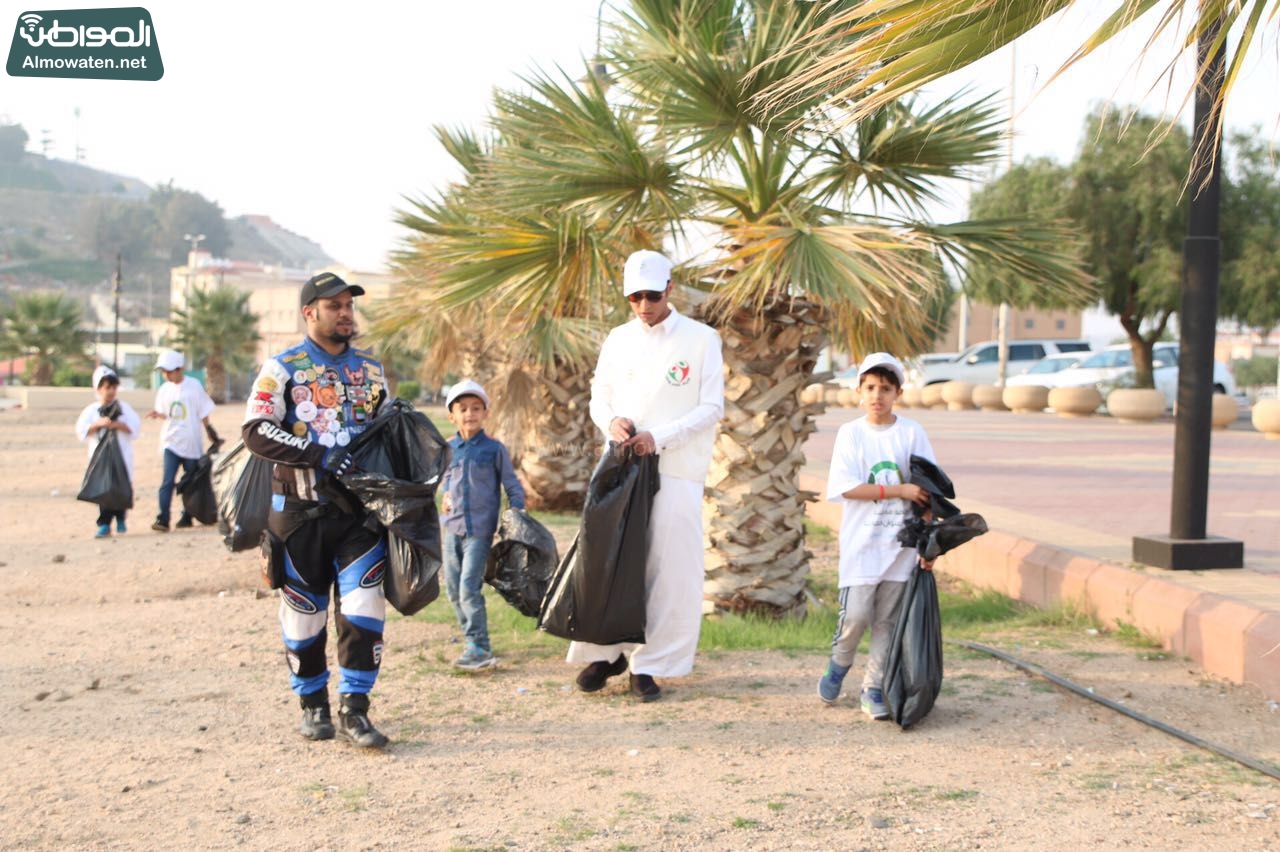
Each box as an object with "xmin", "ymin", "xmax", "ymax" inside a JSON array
[
  {"xmin": 805, "ymin": 519, "xmax": 836, "ymax": 544},
  {"xmin": 732, "ymin": 817, "xmax": 760, "ymax": 829},
  {"xmin": 937, "ymin": 788, "xmax": 979, "ymax": 801},
  {"xmin": 1113, "ymin": 619, "xmax": 1164, "ymax": 650},
  {"xmin": 766, "ymin": 801, "xmax": 786, "ymax": 812},
  {"xmin": 552, "ymin": 816, "xmax": 596, "ymax": 843}
]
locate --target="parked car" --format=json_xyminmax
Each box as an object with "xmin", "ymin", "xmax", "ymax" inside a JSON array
[
  {"xmin": 914, "ymin": 339, "xmax": 1092, "ymax": 386},
  {"xmin": 1004, "ymin": 352, "xmax": 1087, "ymax": 387},
  {"xmin": 834, "ymin": 352, "xmax": 957, "ymax": 388},
  {"xmin": 1050, "ymin": 342, "xmax": 1237, "ymax": 408}
]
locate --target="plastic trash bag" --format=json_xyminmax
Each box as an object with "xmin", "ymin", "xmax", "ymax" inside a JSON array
[
  {"xmin": 884, "ymin": 455, "xmax": 989, "ymax": 728},
  {"xmin": 338, "ymin": 399, "xmax": 451, "ymax": 616},
  {"xmin": 882, "ymin": 563, "xmax": 943, "ymax": 729},
  {"xmin": 486, "ymin": 508, "xmax": 558, "ymax": 617},
  {"xmin": 212, "ymin": 440, "xmax": 274, "ymax": 552},
  {"xmin": 77, "ymin": 430, "xmax": 133, "ymax": 511},
  {"xmin": 177, "ymin": 439, "xmax": 223, "ymax": 526},
  {"xmin": 539, "ymin": 442, "xmax": 659, "ymax": 645},
  {"xmin": 384, "ymin": 531, "xmax": 440, "ymax": 616}
]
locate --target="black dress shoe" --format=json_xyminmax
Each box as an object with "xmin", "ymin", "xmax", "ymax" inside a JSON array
[
  {"xmin": 575, "ymin": 656, "xmax": 628, "ymax": 692},
  {"xmin": 629, "ymin": 673, "xmax": 662, "ymax": 702}
]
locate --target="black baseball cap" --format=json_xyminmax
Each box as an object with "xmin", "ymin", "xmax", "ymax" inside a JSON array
[{"xmin": 300, "ymin": 272, "xmax": 365, "ymax": 307}]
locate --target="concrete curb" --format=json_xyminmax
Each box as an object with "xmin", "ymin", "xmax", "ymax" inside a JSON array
[{"xmin": 800, "ymin": 472, "xmax": 1279, "ymax": 699}]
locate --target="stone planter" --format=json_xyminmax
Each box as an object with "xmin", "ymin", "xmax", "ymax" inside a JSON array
[
  {"xmin": 1002, "ymin": 385, "xmax": 1048, "ymax": 414},
  {"xmin": 1252, "ymin": 398, "xmax": 1280, "ymax": 439},
  {"xmin": 823, "ymin": 387, "xmax": 841, "ymax": 405},
  {"xmin": 901, "ymin": 386, "xmax": 923, "ymax": 408},
  {"xmin": 1210, "ymin": 393, "xmax": 1238, "ymax": 429},
  {"xmin": 1048, "ymin": 386, "xmax": 1102, "ymax": 418},
  {"xmin": 921, "ymin": 384, "xmax": 946, "ymax": 410},
  {"xmin": 800, "ymin": 384, "xmax": 824, "ymax": 406},
  {"xmin": 941, "ymin": 381, "xmax": 975, "ymax": 411},
  {"xmin": 1106, "ymin": 387, "xmax": 1166, "ymax": 423},
  {"xmin": 971, "ymin": 384, "xmax": 1008, "ymax": 411},
  {"xmin": 836, "ymin": 388, "xmax": 858, "ymax": 408}
]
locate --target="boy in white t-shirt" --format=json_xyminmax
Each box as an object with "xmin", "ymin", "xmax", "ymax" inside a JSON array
[
  {"xmin": 75, "ymin": 366, "xmax": 142, "ymax": 538},
  {"xmin": 818, "ymin": 352, "xmax": 935, "ymax": 719},
  {"xmin": 145, "ymin": 349, "xmax": 218, "ymax": 532}
]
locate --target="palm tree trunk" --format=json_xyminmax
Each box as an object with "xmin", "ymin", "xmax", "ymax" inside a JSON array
[
  {"xmin": 205, "ymin": 357, "xmax": 228, "ymax": 404},
  {"xmin": 507, "ymin": 360, "xmax": 599, "ymax": 512},
  {"xmin": 695, "ymin": 296, "xmax": 830, "ymax": 617}
]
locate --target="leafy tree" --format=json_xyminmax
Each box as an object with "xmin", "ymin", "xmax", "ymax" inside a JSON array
[
  {"xmin": 1220, "ymin": 131, "xmax": 1280, "ymax": 341},
  {"xmin": 0, "ymin": 292, "xmax": 91, "ymax": 385},
  {"xmin": 393, "ymin": 0, "xmax": 1091, "ymax": 615},
  {"xmin": 0, "ymin": 123, "xmax": 28, "ymax": 163},
  {"xmin": 1067, "ymin": 107, "xmax": 1191, "ymax": 387},
  {"xmin": 168, "ymin": 285, "xmax": 260, "ymax": 403},
  {"xmin": 78, "ymin": 198, "xmax": 158, "ymax": 263},
  {"xmin": 150, "ymin": 183, "xmax": 231, "ymax": 263},
  {"xmin": 1234, "ymin": 355, "xmax": 1277, "ymax": 388}
]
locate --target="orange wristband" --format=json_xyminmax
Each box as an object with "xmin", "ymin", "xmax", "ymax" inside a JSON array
[{"xmin": 878, "ymin": 484, "xmax": 885, "ymax": 500}]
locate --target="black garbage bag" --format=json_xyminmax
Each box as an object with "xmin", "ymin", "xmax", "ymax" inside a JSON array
[
  {"xmin": 384, "ymin": 531, "xmax": 441, "ymax": 616},
  {"xmin": 882, "ymin": 563, "xmax": 943, "ymax": 729},
  {"xmin": 212, "ymin": 440, "xmax": 274, "ymax": 552},
  {"xmin": 77, "ymin": 430, "xmax": 133, "ymax": 511},
  {"xmin": 176, "ymin": 439, "xmax": 223, "ymax": 526},
  {"xmin": 486, "ymin": 508, "xmax": 559, "ymax": 617},
  {"xmin": 339, "ymin": 399, "xmax": 451, "ymax": 616},
  {"xmin": 539, "ymin": 442, "xmax": 659, "ymax": 645}
]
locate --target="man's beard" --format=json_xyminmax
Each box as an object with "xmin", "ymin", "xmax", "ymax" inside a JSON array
[{"xmin": 324, "ymin": 327, "xmax": 354, "ymax": 345}]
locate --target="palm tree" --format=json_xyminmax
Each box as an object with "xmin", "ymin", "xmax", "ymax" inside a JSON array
[
  {"xmin": 759, "ymin": 0, "xmax": 1273, "ymax": 168},
  {"xmin": 0, "ymin": 292, "xmax": 90, "ymax": 385},
  {"xmin": 396, "ymin": 0, "xmax": 1091, "ymax": 613},
  {"xmin": 169, "ymin": 284, "xmax": 260, "ymax": 403}
]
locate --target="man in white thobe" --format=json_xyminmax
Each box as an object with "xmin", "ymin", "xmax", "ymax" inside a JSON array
[{"xmin": 567, "ymin": 249, "xmax": 724, "ymax": 702}]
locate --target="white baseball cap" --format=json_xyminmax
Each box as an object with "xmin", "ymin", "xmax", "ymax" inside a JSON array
[
  {"xmin": 622, "ymin": 250, "xmax": 673, "ymax": 296},
  {"xmin": 445, "ymin": 379, "xmax": 490, "ymax": 410},
  {"xmin": 155, "ymin": 349, "xmax": 185, "ymax": 372},
  {"xmin": 91, "ymin": 365, "xmax": 118, "ymax": 388},
  {"xmin": 857, "ymin": 352, "xmax": 906, "ymax": 387}
]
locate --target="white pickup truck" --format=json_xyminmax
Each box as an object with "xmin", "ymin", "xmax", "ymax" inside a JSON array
[{"xmin": 914, "ymin": 339, "xmax": 1092, "ymax": 386}]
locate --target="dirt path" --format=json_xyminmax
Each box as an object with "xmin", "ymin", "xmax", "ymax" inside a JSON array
[{"xmin": 1, "ymin": 405, "xmax": 1276, "ymax": 850}]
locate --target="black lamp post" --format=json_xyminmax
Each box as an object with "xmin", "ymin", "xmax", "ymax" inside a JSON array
[
  {"xmin": 112, "ymin": 253, "xmax": 121, "ymax": 370},
  {"xmin": 1132, "ymin": 13, "xmax": 1243, "ymax": 571}
]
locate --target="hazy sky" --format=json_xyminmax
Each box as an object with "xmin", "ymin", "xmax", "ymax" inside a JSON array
[{"xmin": 4, "ymin": 1, "xmax": 1277, "ymax": 277}]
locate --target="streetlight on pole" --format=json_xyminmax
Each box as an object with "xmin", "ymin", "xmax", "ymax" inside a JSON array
[{"xmin": 182, "ymin": 233, "xmax": 206, "ymax": 309}]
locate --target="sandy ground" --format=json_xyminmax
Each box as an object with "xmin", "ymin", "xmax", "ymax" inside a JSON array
[{"xmin": 1, "ymin": 403, "xmax": 1277, "ymax": 851}]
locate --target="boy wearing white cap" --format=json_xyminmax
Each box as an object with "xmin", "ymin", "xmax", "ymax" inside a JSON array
[
  {"xmin": 75, "ymin": 366, "xmax": 142, "ymax": 538},
  {"xmin": 146, "ymin": 350, "xmax": 217, "ymax": 532},
  {"xmin": 568, "ymin": 249, "xmax": 724, "ymax": 702},
  {"xmin": 819, "ymin": 352, "xmax": 935, "ymax": 719},
  {"xmin": 439, "ymin": 380, "xmax": 526, "ymax": 670}
]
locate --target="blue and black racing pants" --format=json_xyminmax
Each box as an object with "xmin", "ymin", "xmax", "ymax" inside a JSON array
[{"xmin": 269, "ymin": 500, "xmax": 387, "ymax": 701}]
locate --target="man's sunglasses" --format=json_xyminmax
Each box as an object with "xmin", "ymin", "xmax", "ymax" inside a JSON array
[{"xmin": 627, "ymin": 290, "xmax": 665, "ymax": 303}]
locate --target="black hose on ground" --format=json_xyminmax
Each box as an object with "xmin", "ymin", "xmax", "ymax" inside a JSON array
[{"xmin": 948, "ymin": 638, "xmax": 1280, "ymax": 782}]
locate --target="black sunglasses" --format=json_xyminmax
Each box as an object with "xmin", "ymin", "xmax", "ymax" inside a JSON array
[{"xmin": 627, "ymin": 290, "xmax": 665, "ymax": 303}]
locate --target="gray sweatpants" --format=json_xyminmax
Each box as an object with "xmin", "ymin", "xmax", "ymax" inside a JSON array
[{"xmin": 830, "ymin": 581, "xmax": 907, "ymax": 691}]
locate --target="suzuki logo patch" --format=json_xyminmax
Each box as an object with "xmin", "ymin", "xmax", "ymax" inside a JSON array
[
  {"xmin": 281, "ymin": 585, "xmax": 318, "ymax": 614},
  {"xmin": 360, "ymin": 558, "xmax": 386, "ymax": 589}
]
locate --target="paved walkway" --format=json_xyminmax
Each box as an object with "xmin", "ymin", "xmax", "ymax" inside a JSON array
[{"xmin": 800, "ymin": 404, "xmax": 1280, "ymax": 698}]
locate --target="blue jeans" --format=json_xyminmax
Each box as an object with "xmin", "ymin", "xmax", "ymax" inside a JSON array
[
  {"xmin": 443, "ymin": 531, "xmax": 493, "ymax": 653},
  {"xmin": 157, "ymin": 449, "xmax": 198, "ymax": 525}
]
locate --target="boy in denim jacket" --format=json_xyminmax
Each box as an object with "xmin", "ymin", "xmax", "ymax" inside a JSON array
[{"xmin": 440, "ymin": 380, "xmax": 526, "ymax": 669}]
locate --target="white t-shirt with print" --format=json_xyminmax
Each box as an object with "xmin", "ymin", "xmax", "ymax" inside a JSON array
[
  {"xmin": 154, "ymin": 375, "xmax": 215, "ymax": 459},
  {"xmin": 826, "ymin": 414, "xmax": 936, "ymax": 587}
]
